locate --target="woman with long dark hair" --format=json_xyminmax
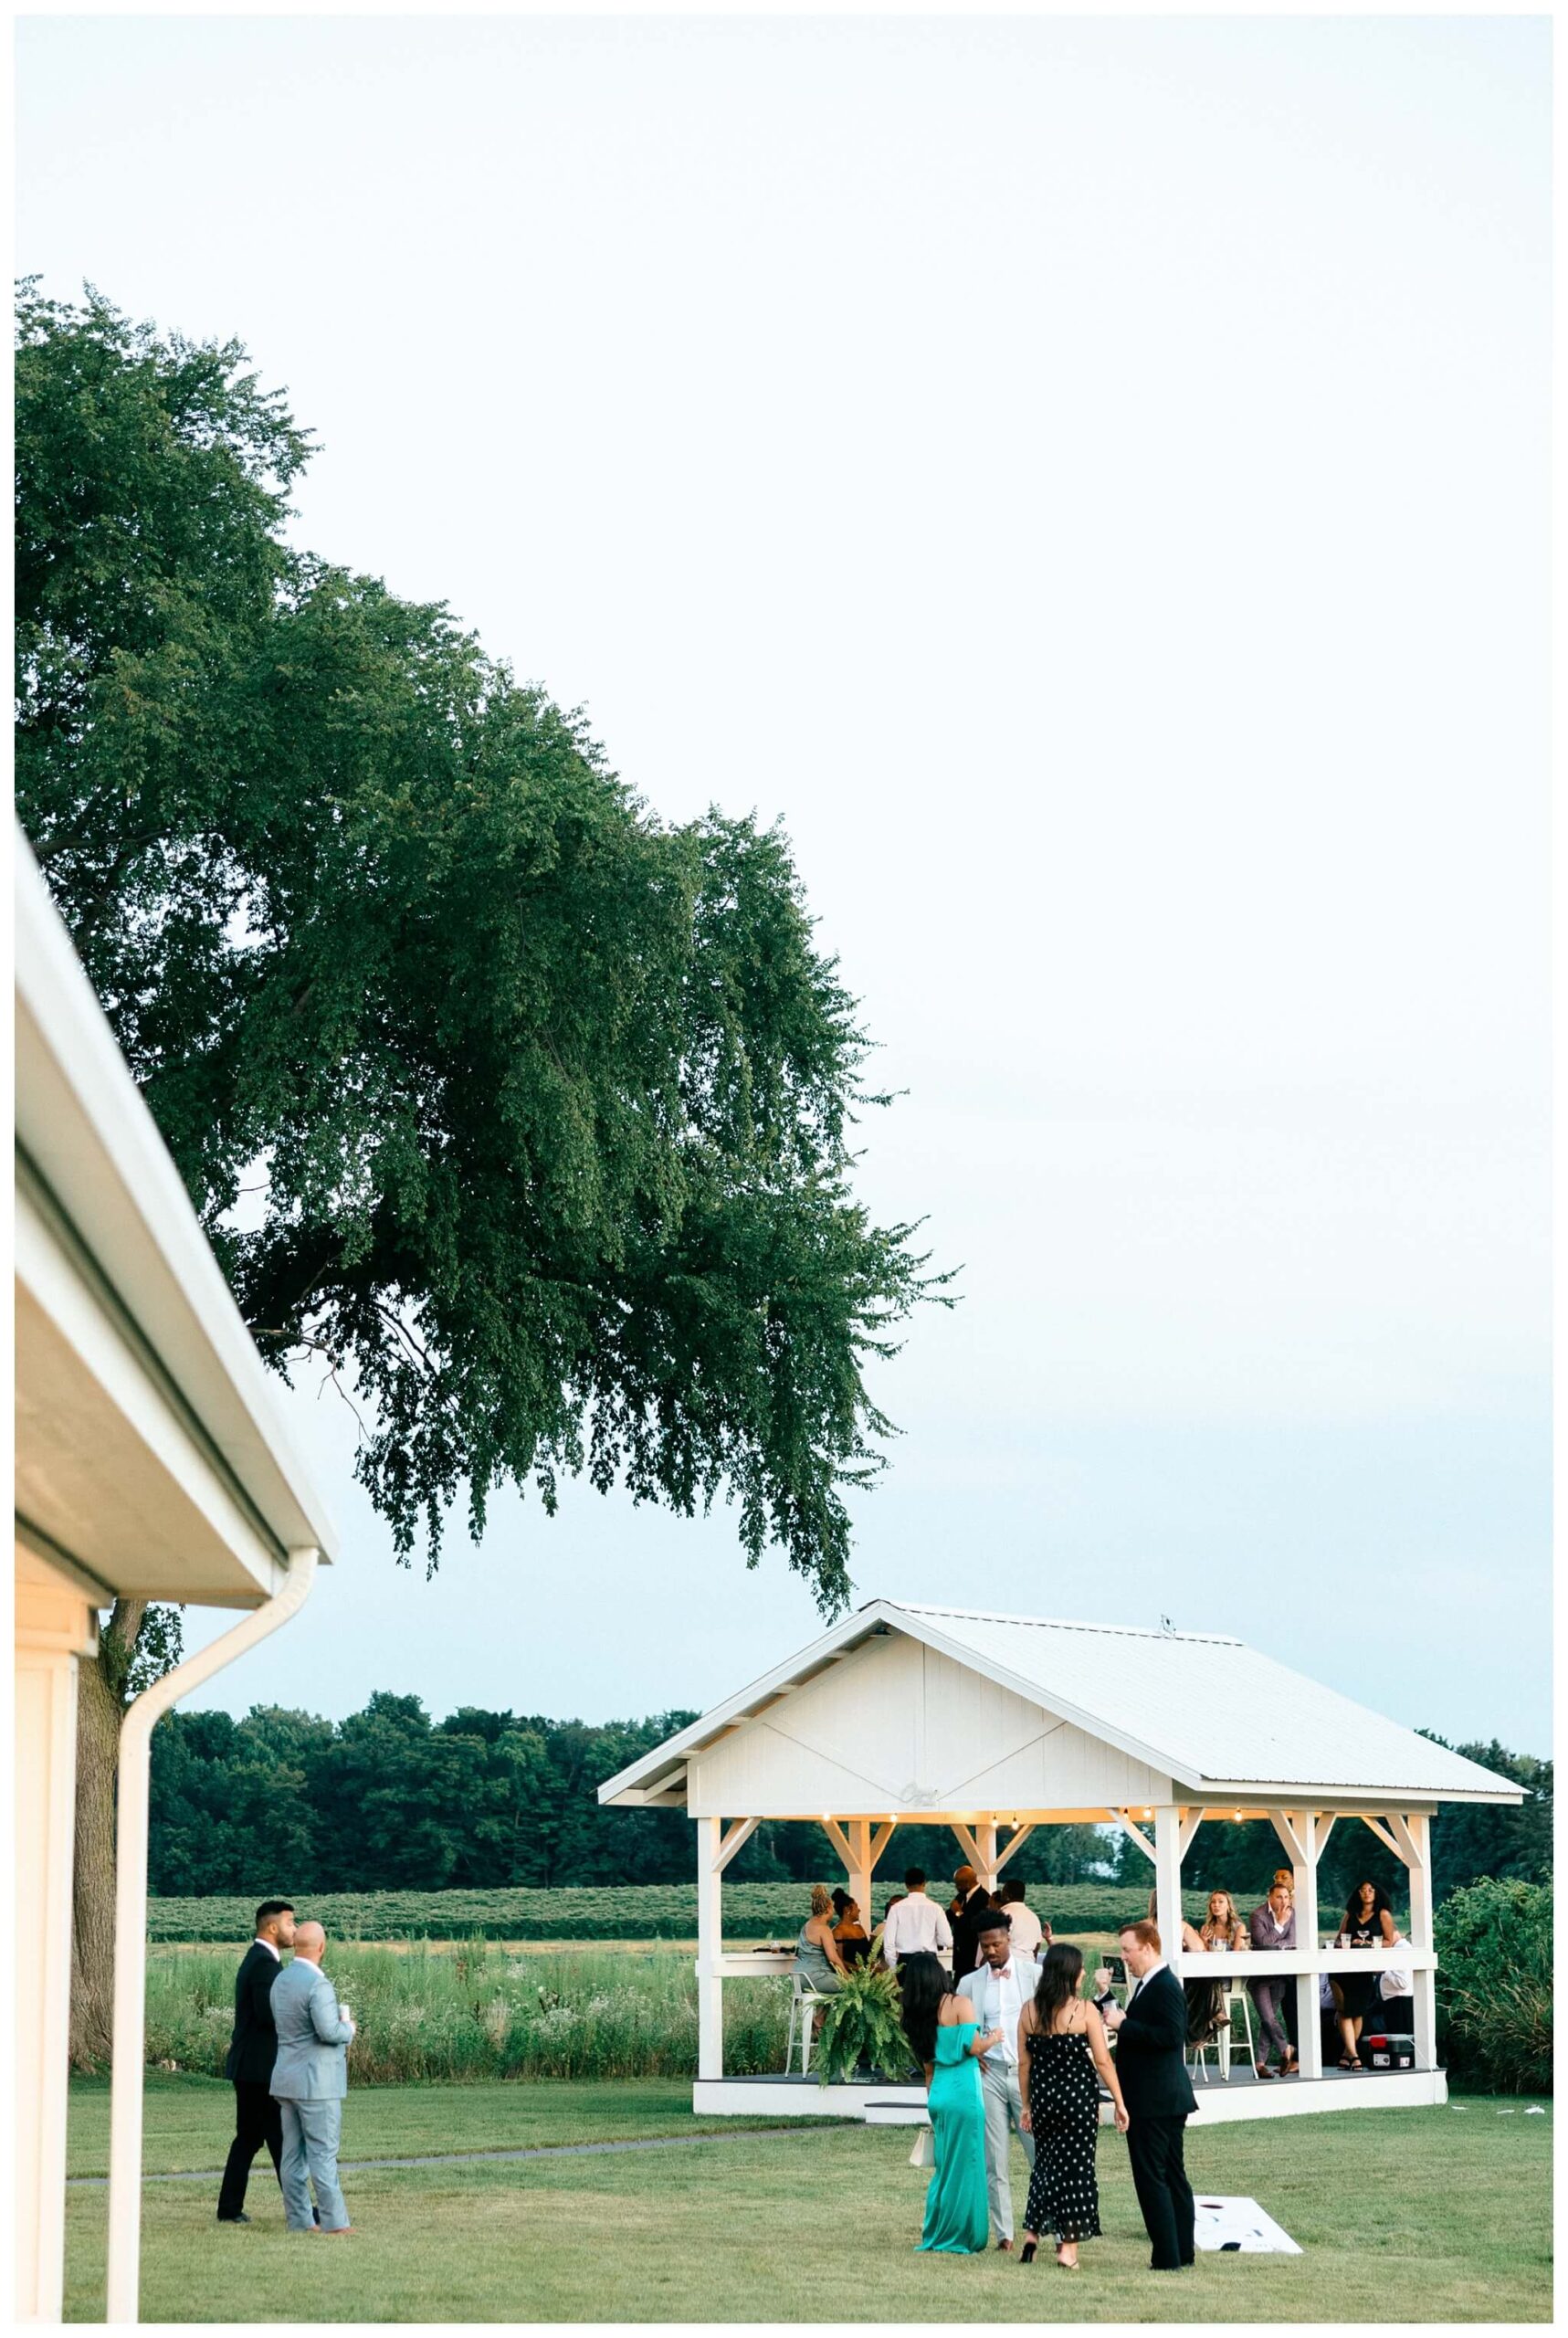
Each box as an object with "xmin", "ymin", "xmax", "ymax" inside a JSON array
[
  {"xmin": 1332, "ymin": 1881, "xmax": 1397, "ymax": 2069},
  {"xmin": 1016, "ymin": 1943, "xmax": 1127, "ymax": 2270},
  {"xmin": 897, "ymin": 1951, "xmax": 995, "ymax": 2253}
]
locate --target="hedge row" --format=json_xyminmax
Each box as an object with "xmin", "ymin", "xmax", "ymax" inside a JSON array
[{"xmin": 147, "ymin": 1880, "xmax": 1216, "ymax": 1943}]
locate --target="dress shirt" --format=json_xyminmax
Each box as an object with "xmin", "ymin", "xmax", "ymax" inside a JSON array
[
  {"xmin": 881, "ymin": 1891, "xmax": 952, "ymax": 1968},
  {"xmin": 968, "ymin": 1959, "xmax": 1027, "ymax": 2067},
  {"xmin": 1004, "ymin": 1904, "xmax": 1044, "ymax": 1958},
  {"xmin": 1379, "ymin": 1938, "xmax": 1413, "ymax": 1999},
  {"xmin": 1126, "ymin": 1957, "xmax": 1167, "ymax": 2002},
  {"xmin": 253, "ymin": 1937, "xmax": 281, "ymax": 1961}
]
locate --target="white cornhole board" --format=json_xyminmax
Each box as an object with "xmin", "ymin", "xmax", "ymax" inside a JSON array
[{"xmin": 1194, "ymin": 2196, "xmax": 1302, "ymax": 2254}]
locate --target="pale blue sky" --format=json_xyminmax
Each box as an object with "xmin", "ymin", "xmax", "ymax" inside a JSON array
[{"xmin": 16, "ymin": 16, "xmax": 1551, "ymax": 1749}]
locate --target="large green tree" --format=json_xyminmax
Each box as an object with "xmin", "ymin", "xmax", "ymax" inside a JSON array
[{"xmin": 16, "ymin": 283, "xmax": 949, "ymax": 2059}]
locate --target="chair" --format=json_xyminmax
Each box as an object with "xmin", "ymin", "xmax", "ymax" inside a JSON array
[
  {"xmin": 1187, "ymin": 1984, "xmax": 1254, "ymax": 2084},
  {"xmin": 785, "ymin": 1973, "xmax": 836, "ymax": 2075}
]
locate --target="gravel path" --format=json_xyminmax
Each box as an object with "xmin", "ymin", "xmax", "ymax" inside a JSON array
[{"xmin": 68, "ymin": 2124, "xmax": 824, "ymax": 2189}]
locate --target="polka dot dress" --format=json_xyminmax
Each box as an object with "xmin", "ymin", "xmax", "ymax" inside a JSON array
[{"xmin": 1024, "ymin": 2028, "xmax": 1103, "ymax": 2244}]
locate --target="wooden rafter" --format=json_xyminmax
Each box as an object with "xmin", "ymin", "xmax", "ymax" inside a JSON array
[
  {"xmin": 1109, "ymin": 1808, "xmax": 1156, "ymax": 1865},
  {"xmin": 713, "ymin": 1817, "xmax": 761, "ymax": 1873}
]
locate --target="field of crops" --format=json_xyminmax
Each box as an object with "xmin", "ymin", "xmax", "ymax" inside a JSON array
[{"xmin": 148, "ymin": 1880, "xmax": 1214, "ymax": 1943}]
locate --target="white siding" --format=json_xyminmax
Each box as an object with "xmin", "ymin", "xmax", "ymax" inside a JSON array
[{"xmin": 686, "ymin": 1631, "xmax": 1168, "ymax": 1817}]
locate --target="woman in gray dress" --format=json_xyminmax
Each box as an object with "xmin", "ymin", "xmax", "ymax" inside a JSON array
[{"xmin": 793, "ymin": 1883, "xmax": 850, "ymax": 1996}]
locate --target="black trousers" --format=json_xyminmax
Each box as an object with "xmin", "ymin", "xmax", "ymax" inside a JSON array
[
  {"xmin": 216, "ymin": 2080, "xmax": 282, "ymax": 2219},
  {"xmin": 1126, "ymin": 2113, "xmax": 1194, "ymax": 2270}
]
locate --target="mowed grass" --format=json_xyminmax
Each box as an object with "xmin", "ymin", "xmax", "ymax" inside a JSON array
[{"xmin": 64, "ymin": 2080, "xmax": 1551, "ymax": 2322}]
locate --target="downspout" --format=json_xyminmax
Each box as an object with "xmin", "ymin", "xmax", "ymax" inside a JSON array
[{"xmin": 105, "ymin": 1547, "xmax": 319, "ymax": 2323}]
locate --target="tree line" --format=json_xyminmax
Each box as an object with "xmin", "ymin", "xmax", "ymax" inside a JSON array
[{"xmin": 150, "ymin": 1690, "xmax": 1550, "ymax": 1909}]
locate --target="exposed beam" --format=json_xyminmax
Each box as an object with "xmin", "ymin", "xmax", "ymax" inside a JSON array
[
  {"xmin": 993, "ymin": 1823, "xmax": 1035, "ymax": 1875},
  {"xmin": 1108, "ymin": 1808, "xmax": 1157, "ymax": 1865},
  {"xmin": 714, "ymin": 1817, "xmax": 761, "ymax": 1873},
  {"xmin": 1359, "ymin": 1815, "xmax": 1401, "ymax": 1859},
  {"xmin": 1387, "ymin": 1813, "xmax": 1424, "ymax": 1871},
  {"xmin": 1178, "ymin": 1808, "xmax": 1205, "ymax": 1860},
  {"xmin": 868, "ymin": 1821, "xmax": 898, "ymax": 1872},
  {"xmin": 819, "ymin": 1817, "xmax": 856, "ymax": 1872},
  {"xmin": 949, "ymin": 1823, "xmax": 983, "ymax": 1873},
  {"xmin": 1313, "ymin": 1812, "xmax": 1338, "ymax": 1861},
  {"xmin": 1268, "ymin": 1809, "xmax": 1310, "ymax": 1869}
]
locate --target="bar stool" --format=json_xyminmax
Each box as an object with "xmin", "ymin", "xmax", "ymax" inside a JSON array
[{"xmin": 785, "ymin": 1973, "xmax": 837, "ymax": 2074}]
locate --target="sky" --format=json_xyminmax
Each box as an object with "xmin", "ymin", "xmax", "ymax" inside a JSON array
[{"xmin": 16, "ymin": 15, "xmax": 1552, "ymax": 1750}]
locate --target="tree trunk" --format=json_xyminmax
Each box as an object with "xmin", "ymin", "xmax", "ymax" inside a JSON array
[{"xmin": 68, "ymin": 1601, "xmax": 147, "ymax": 2069}]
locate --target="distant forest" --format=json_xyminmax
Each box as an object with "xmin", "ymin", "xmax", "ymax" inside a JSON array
[{"xmin": 148, "ymin": 1692, "xmax": 1551, "ymax": 1913}]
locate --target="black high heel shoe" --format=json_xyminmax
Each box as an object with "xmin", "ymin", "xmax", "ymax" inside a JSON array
[{"xmin": 1018, "ymin": 2240, "xmax": 1037, "ymax": 2264}]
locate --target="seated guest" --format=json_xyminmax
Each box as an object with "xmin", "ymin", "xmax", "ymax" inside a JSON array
[
  {"xmin": 1146, "ymin": 1888, "xmax": 1205, "ymax": 1953},
  {"xmin": 792, "ymin": 1884, "xmax": 849, "ymax": 1997},
  {"xmin": 999, "ymin": 1880, "xmax": 1048, "ymax": 1959},
  {"xmin": 1185, "ymin": 1890, "xmax": 1247, "ymax": 2047},
  {"xmin": 1247, "ymin": 1881, "xmax": 1300, "ymax": 2079},
  {"xmin": 1331, "ymin": 1882, "xmax": 1399, "ymax": 2068},
  {"xmin": 832, "ymin": 1895, "xmax": 872, "ymax": 1965},
  {"xmin": 881, "ymin": 1869, "xmax": 954, "ymax": 1970},
  {"xmin": 1376, "ymin": 1933, "xmax": 1415, "ymax": 2035}
]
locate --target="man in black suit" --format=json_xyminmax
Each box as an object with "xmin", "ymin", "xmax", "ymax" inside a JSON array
[
  {"xmin": 1097, "ymin": 1918, "xmax": 1198, "ymax": 2270},
  {"xmin": 216, "ymin": 1899, "xmax": 295, "ymax": 2224},
  {"xmin": 948, "ymin": 1865, "xmax": 990, "ymax": 1985}
]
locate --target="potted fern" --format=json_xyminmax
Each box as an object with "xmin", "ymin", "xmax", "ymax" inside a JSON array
[{"xmin": 814, "ymin": 1964, "xmax": 916, "ymax": 2085}]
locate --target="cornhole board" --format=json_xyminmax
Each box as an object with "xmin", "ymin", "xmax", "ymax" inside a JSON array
[{"xmin": 1194, "ymin": 2196, "xmax": 1301, "ymax": 2254}]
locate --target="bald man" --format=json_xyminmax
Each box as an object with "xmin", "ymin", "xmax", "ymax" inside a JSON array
[{"xmin": 268, "ymin": 1921, "xmax": 357, "ymax": 2234}]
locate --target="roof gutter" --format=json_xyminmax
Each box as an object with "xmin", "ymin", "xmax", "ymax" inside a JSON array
[{"xmin": 105, "ymin": 1547, "xmax": 319, "ymax": 2322}]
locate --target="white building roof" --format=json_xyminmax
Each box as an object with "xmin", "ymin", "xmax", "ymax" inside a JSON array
[
  {"xmin": 15, "ymin": 835, "xmax": 339, "ymax": 1605},
  {"xmin": 600, "ymin": 1597, "xmax": 1522, "ymax": 1808}
]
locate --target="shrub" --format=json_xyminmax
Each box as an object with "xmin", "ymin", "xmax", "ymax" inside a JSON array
[
  {"xmin": 813, "ymin": 1964, "xmax": 915, "ymax": 2086},
  {"xmin": 1434, "ymin": 1876, "xmax": 1552, "ymax": 2095}
]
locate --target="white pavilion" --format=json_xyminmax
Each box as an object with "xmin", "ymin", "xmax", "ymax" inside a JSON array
[{"xmin": 599, "ymin": 1598, "xmax": 1521, "ymax": 2126}]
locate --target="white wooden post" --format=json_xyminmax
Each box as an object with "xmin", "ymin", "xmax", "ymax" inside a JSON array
[
  {"xmin": 848, "ymin": 1819, "xmax": 873, "ymax": 1929},
  {"xmin": 696, "ymin": 1816, "xmax": 723, "ymax": 2081},
  {"xmin": 1294, "ymin": 1813, "xmax": 1323, "ymax": 2078},
  {"xmin": 1403, "ymin": 1812, "xmax": 1436, "ymax": 2069},
  {"xmin": 1152, "ymin": 1806, "xmax": 1183, "ymax": 1963},
  {"xmin": 976, "ymin": 1820, "xmax": 999, "ymax": 1892}
]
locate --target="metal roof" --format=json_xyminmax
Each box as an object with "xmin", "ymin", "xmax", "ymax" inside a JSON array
[{"xmin": 599, "ymin": 1597, "xmax": 1522, "ymax": 1806}]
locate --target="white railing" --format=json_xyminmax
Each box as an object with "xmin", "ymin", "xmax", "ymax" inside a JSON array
[{"xmin": 1167, "ymin": 1947, "xmax": 1434, "ymax": 1979}]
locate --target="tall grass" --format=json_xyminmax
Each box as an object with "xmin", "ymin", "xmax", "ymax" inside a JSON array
[{"xmin": 144, "ymin": 1944, "xmax": 790, "ymax": 2083}]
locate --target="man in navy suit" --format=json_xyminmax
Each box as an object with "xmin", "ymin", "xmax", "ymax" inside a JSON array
[
  {"xmin": 1097, "ymin": 1918, "xmax": 1198, "ymax": 2270},
  {"xmin": 216, "ymin": 1899, "xmax": 295, "ymax": 2224}
]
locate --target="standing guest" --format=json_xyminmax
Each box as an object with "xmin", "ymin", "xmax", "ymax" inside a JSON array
[
  {"xmin": 880, "ymin": 1869, "xmax": 953, "ymax": 1970},
  {"xmin": 1332, "ymin": 1882, "xmax": 1398, "ymax": 2069},
  {"xmin": 1000, "ymin": 1880, "xmax": 1049, "ymax": 1959},
  {"xmin": 897, "ymin": 1952, "xmax": 997, "ymax": 2253},
  {"xmin": 1247, "ymin": 1881, "xmax": 1300, "ymax": 2078},
  {"xmin": 1186, "ymin": 1890, "xmax": 1247, "ymax": 2049},
  {"xmin": 950, "ymin": 1865, "xmax": 991, "ymax": 1983},
  {"xmin": 268, "ymin": 1920, "xmax": 357, "ymax": 2236},
  {"xmin": 1017, "ymin": 1943, "xmax": 1128, "ymax": 2269},
  {"xmin": 792, "ymin": 1884, "xmax": 849, "ymax": 1996},
  {"xmin": 1095, "ymin": 1921, "xmax": 1198, "ymax": 2272},
  {"xmin": 216, "ymin": 1899, "xmax": 297, "ymax": 2225},
  {"xmin": 956, "ymin": 1911, "xmax": 1038, "ymax": 2251}
]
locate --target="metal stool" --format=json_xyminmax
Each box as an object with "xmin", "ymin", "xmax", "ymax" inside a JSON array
[{"xmin": 784, "ymin": 1973, "xmax": 836, "ymax": 2074}]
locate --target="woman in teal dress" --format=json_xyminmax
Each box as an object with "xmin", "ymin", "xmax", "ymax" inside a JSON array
[{"xmin": 897, "ymin": 1952, "xmax": 998, "ymax": 2254}]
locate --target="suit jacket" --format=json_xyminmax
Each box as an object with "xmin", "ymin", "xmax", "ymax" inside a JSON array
[
  {"xmin": 225, "ymin": 1942, "xmax": 282, "ymax": 2086},
  {"xmin": 1249, "ymin": 1901, "xmax": 1297, "ymax": 1952},
  {"xmin": 268, "ymin": 1958, "xmax": 354, "ymax": 2101},
  {"xmin": 1113, "ymin": 1965, "xmax": 1198, "ymax": 2119},
  {"xmin": 955, "ymin": 1954, "xmax": 1042, "ymax": 2067},
  {"xmin": 950, "ymin": 1889, "xmax": 993, "ymax": 1984}
]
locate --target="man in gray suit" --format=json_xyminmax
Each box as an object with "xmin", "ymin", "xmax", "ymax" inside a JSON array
[
  {"xmin": 956, "ymin": 1908, "xmax": 1039, "ymax": 2249},
  {"xmin": 268, "ymin": 1920, "xmax": 357, "ymax": 2234}
]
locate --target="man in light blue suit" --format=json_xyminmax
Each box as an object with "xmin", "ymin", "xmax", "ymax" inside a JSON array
[{"xmin": 268, "ymin": 1920, "xmax": 357, "ymax": 2234}]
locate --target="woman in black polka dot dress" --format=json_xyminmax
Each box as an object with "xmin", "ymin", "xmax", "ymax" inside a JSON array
[{"xmin": 1016, "ymin": 1943, "xmax": 1129, "ymax": 2269}]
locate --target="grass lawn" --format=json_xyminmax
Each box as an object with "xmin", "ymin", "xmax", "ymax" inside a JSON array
[{"xmin": 64, "ymin": 2078, "xmax": 1551, "ymax": 2322}]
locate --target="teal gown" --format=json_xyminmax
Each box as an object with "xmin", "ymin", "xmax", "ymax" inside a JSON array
[{"xmin": 918, "ymin": 2021, "xmax": 990, "ymax": 2254}]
